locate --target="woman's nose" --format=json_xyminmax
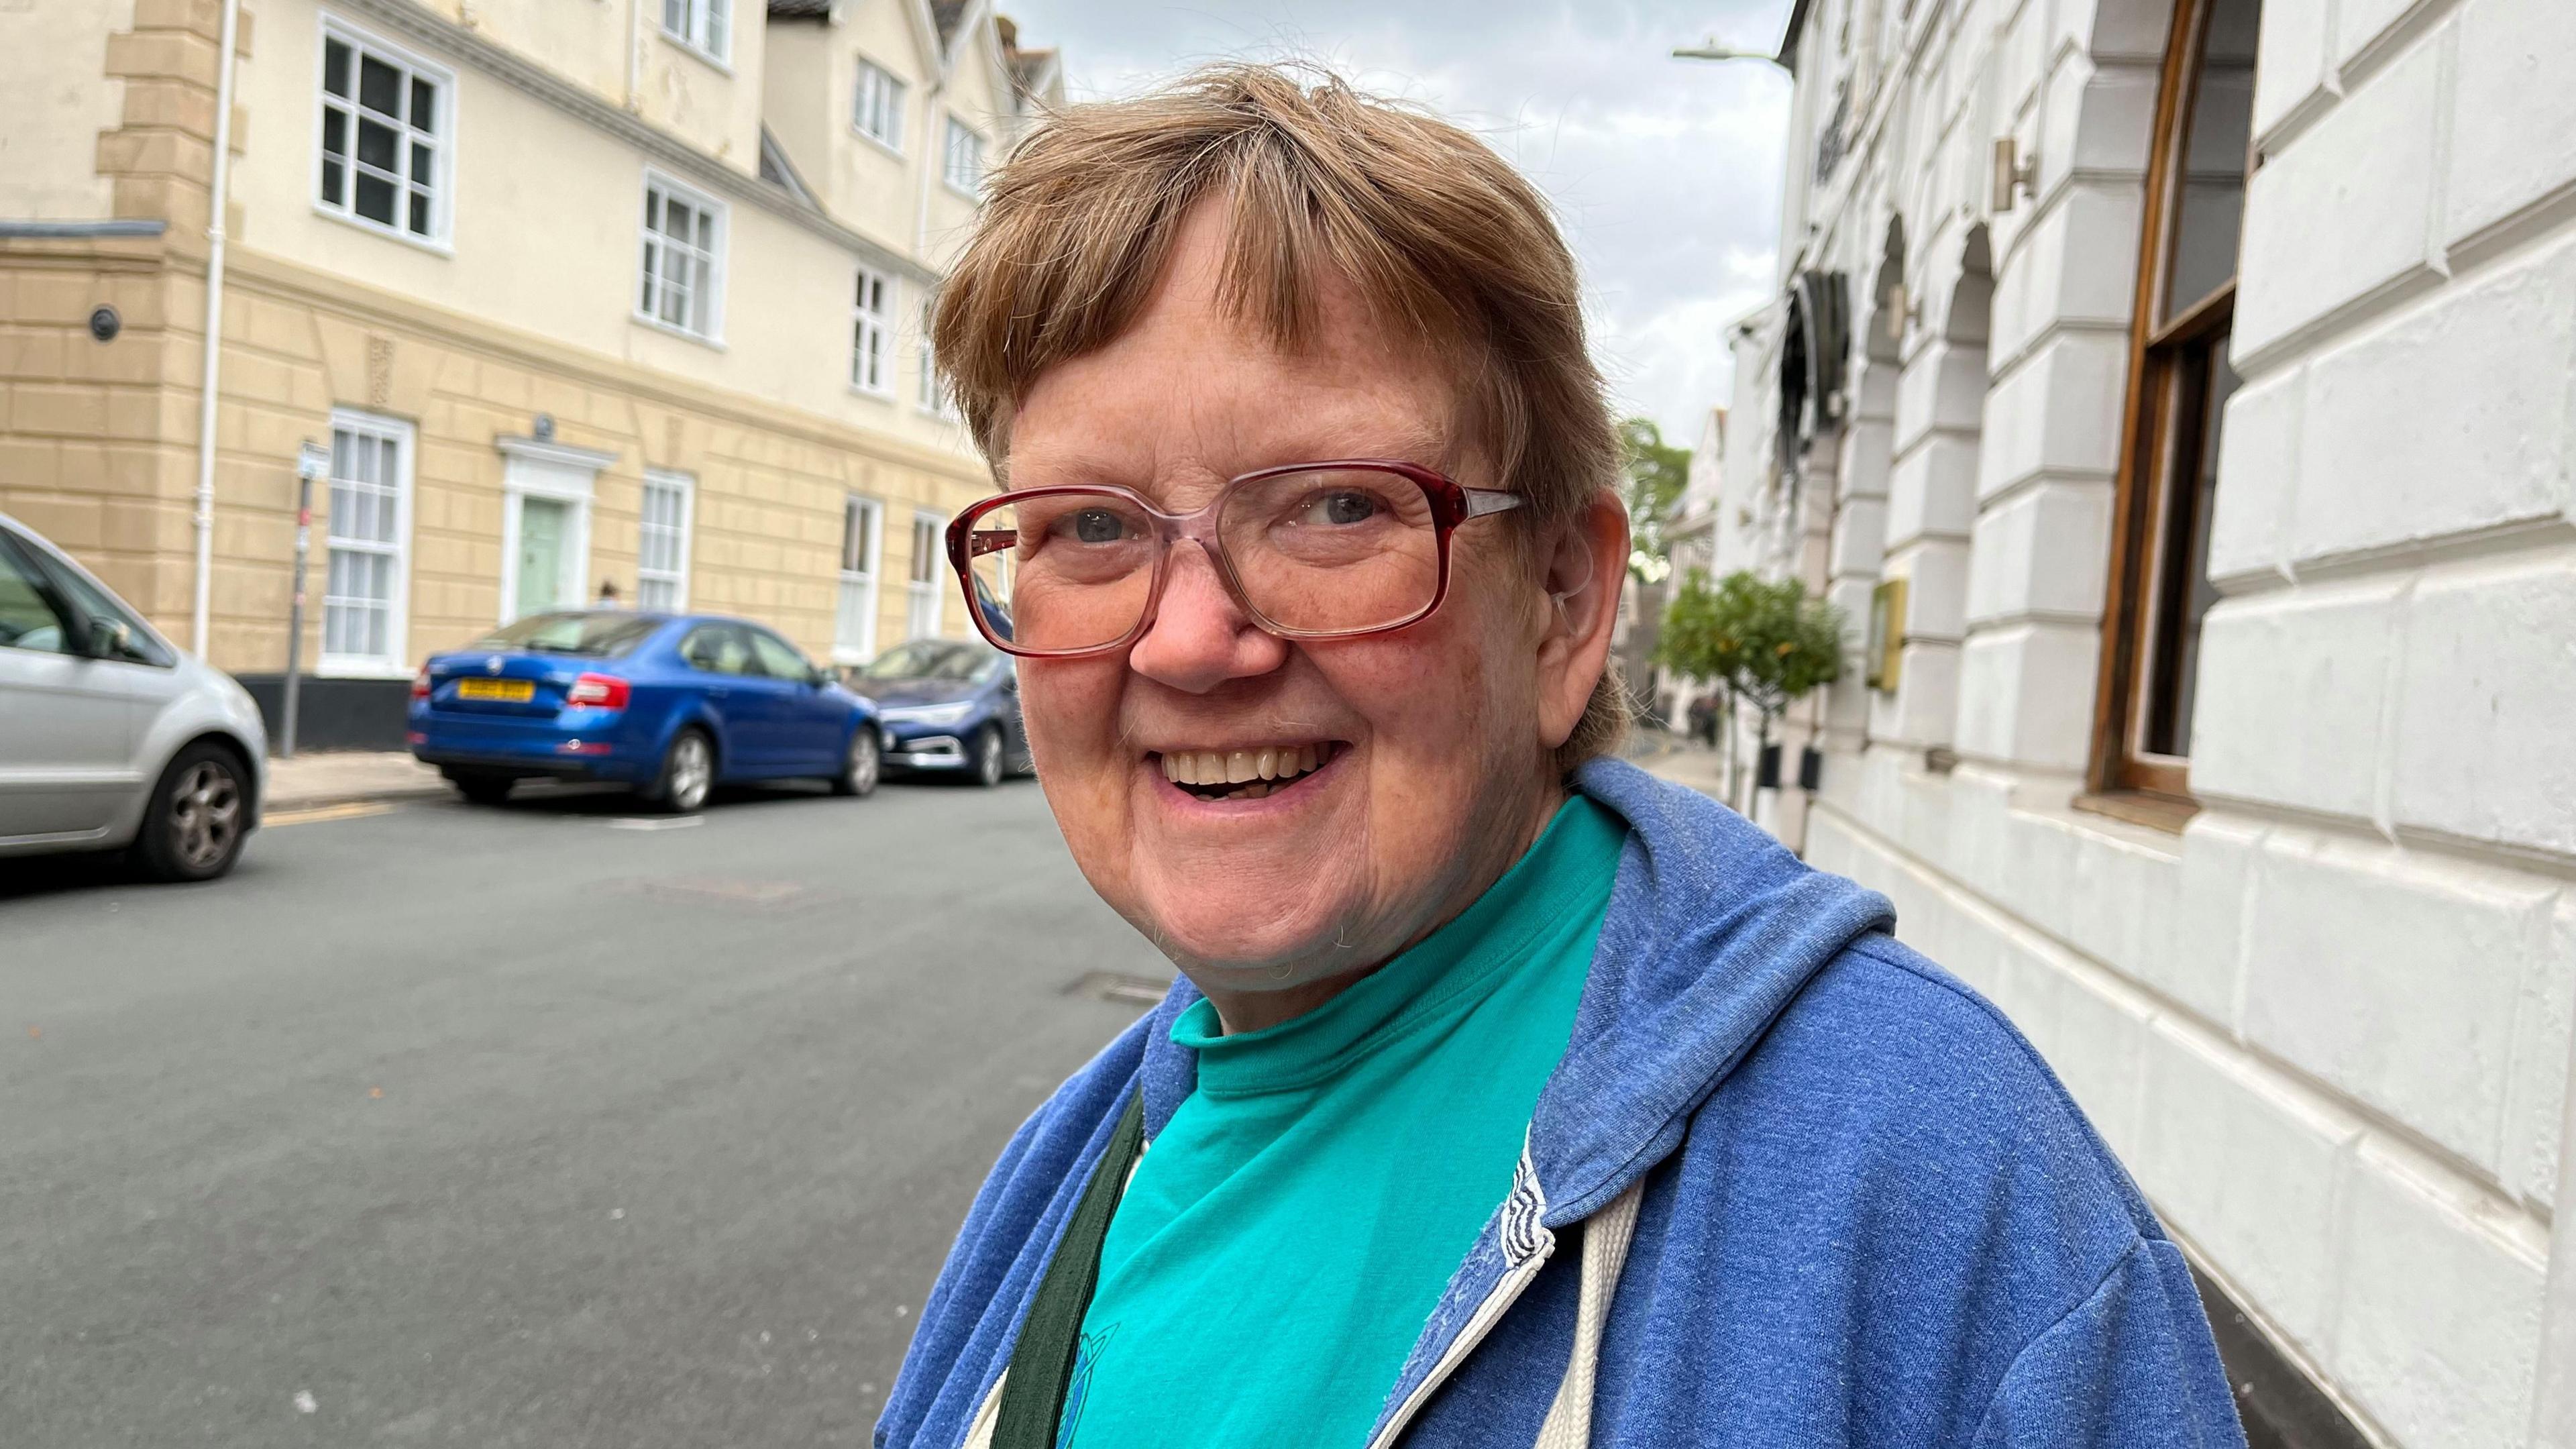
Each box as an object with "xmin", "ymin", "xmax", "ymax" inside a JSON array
[{"xmin": 1127, "ymin": 541, "xmax": 1288, "ymax": 693}]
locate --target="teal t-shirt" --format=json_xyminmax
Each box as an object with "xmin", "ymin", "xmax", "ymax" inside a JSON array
[{"xmin": 1057, "ymin": 796, "xmax": 1628, "ymax": 1449}]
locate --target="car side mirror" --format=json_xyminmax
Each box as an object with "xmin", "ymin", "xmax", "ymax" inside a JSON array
[{"xmin": 85, "ymin": 616, "xmax": 131, "ymax": 659}]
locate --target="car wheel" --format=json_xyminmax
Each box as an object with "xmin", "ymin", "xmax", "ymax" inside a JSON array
[
  {"xmin": 833, "ymin": 729, "xmax": 881, "ymax": 798},
  {"xmin": 133, "ymin": 741, "xmax": 250, "ymax": 883},
  {"xmin": 648, "ymin": 729, "xmax": 715, "ymax": 814},
  {"xmin": 450, "ymin": 772, "xmax": 514, "ymax": 806},
  {"xmin": 969, "ymin": 723, "xmax": 1005, "ymax": 789}
]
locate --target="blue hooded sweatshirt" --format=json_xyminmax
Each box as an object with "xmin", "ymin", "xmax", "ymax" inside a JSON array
[{"xmin": 877, "ymin": 759, "xmax": 2247, "ymax": 1448}]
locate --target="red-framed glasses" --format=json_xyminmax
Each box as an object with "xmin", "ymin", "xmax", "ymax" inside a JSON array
[{"xmin": 945, "ymin": 460, "xmax": 1526, "ymax": 659}]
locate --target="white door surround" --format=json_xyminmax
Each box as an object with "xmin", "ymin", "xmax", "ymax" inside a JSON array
[{"xmin": 494, "ymin": 435, "xmax": 616, "ymax": 625}]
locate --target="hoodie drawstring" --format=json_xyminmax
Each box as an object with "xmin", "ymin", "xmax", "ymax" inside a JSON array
[{"xmin": 1534, "ymin": 1179, "xmax": 1646, "ymax": 1449}]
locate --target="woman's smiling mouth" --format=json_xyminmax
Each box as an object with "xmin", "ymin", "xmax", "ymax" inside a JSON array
[{"xmin": 1152, "ymin": 742, "xmax": 1342, "ymax": 801}]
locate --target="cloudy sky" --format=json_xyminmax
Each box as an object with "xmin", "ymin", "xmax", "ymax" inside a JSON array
[{"xmin": 995, "ymin": 0, "xmax": 1799, "ymax": 451}]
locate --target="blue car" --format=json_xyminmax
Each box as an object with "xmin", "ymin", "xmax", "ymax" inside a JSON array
[
  {"xmin": 843, "ymin": 639, "xmax": 1031, "ymax": 788},
  {"xmin": 409, "ymin": 610, "xmax": 881, "ymax": 812}
]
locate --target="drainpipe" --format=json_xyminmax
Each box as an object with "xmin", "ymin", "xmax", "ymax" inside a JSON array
[
  {"xmin": 626, "ymin": 0, "xmax": 642, "ymax": 110},
  {"xmin": 189, "ymin": 0, "xmax": 244, "ymax": 659},
  {"xmin": 914, "ymin": 70, "xmax": 945, "ymax": 260}
]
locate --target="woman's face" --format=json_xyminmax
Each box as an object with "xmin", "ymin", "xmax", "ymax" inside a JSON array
[{"xmin": 1003, "ymin": 203, "xmax": 1621, "ymax": 1018}]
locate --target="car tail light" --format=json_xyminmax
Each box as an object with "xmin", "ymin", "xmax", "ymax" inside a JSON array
[
  {"xmin": 566, "ymin": 672, "xmax": 631, "ymax": 710},
  {"xmin": 410, "ymin": 667, "xmax": 431, "ymax": 700}
]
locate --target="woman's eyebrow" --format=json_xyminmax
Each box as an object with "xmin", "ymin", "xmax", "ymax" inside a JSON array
[
  {"xmin": 1230, "ymin": 420, "xmax": 1454, "ymax": 472},
  {"xmin": 1002, "ymin": 447, "xmax": 1145, "ymax": 486}
]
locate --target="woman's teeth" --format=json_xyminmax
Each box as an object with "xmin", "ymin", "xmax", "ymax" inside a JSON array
[{"xmin": 1159, "ymin": 743, "xmax": 1332, "ymax": 799}]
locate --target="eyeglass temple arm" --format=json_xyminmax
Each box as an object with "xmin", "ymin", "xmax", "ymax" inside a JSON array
[
  {"xmin": 966, "ymin": 528, "xmax": 1016, "ymax": 559},
  {"xmin": 1461, "ymin": 490, "xmax": 1526, "ymax": 519}
]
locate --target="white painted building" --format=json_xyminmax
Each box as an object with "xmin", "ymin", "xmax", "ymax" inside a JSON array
[{"xmin": 1715, "ymin": 0, "xmax": 2576, "ymax": 1442}]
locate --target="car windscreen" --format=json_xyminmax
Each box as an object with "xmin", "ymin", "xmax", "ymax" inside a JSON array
[
  {"xmin": 855, "ymin": 639, "xmax": 991, "ymax": 682},
  {"xmin": 471, "ymin": 612, "xmax": 663, "ymax": 657}
]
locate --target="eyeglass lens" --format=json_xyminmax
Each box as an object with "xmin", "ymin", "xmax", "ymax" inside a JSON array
[{"xmin": 961, "ymin": 468, "xmax": 1443, "ymax": 653}]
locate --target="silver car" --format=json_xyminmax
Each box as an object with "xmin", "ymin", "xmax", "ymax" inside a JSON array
[{"xmin": 0, "ymin": 513, "xmax": 266, "ymax": 881}]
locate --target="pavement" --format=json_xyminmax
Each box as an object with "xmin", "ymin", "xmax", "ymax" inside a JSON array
[
  {"xmin": 262, "ymin": 749, "xmax": 449, "ymax": 813},
  {"xmin": 1, "ymin": 775, "xmax": 1167, "ymax": 1448},
  {"xmin": 264, "ymin": 737, "xmax": 1749, "ymax": 818},
  {"xmin": 1642, "ymin": 740, "xmax": 1731, "ymax": 801}
]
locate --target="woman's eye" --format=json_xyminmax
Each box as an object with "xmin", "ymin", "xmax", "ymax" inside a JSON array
[
  {"xmin": 1059, "ymin": 508, "xmax": 1128, "ymax": 544},
  {"xmin": 1301, "ymin": 491, "xmax": 1381, "ymax": 526}
]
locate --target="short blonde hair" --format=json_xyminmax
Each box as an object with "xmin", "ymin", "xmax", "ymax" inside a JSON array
[{"xmin": 930, "ymin": 63, "xmax": 1628, "ymax": 768}]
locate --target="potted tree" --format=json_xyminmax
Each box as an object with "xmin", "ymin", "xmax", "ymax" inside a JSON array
[{"xmin": 1656, "ymin": 570, "xmax": 1844, "ymax": 812}]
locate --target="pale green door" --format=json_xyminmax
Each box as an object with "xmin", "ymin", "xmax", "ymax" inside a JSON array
[{"xmin": 516, "ymin": 497, "xmax": 568, "ymax": 618}]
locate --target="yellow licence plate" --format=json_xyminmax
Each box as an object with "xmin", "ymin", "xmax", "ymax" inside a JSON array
[{"xmin": 457, "ymin": 678, "xmax": 535, "ymax": 702}]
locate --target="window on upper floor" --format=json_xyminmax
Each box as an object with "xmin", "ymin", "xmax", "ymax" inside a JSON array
[
  {"xmin": 943, "ymin": 116, "xmax": 985, "ymax": 197},
  {"xmin": 317, "ymin": 18, "xmax": 451, "ymax": 245},
  {"xmin": 854, "ymin": 58, "xmax": 906, "ymax": 152},
  {"xmin": 851, "ymin": 267, "xmax": 894, "ymax": 396},
  {"xmin": 637, "ymin": 173, "xmax": 727, "ymax": 341},
  {"xmin": 2095, "ymin": 0, "xmax": 2263, "ymax": 802},
  {"xmin": 661, "ymin": 0, "xmax": 731, "ymax": 64}
]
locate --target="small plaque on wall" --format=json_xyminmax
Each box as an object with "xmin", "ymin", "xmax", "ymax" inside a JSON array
[{"xmin": 1866, "ymin": 578, "xmax": 1906, "ymax": 692}]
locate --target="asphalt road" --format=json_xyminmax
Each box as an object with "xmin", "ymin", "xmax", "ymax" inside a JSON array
[{"xmin": 0, "ymin": 773, "xmax": 1168, "ymax": 1448}]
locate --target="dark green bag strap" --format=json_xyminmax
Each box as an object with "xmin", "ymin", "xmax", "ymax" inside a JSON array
[{"xmin": 992, "ymin": 1087, "xmax": 1148, "ymax": 1449}]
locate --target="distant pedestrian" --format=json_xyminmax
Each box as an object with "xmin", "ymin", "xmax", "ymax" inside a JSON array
[
  {"xmin": 594, "ymin": 579, "xmax": 623, "ymax": 609},
  {"xmin": 1687, "ymin": 690, "xmax": 1718, "ymax": 747},
  {"xmin": 878, "ymin": 63, "xmax": 2245, "ymax": 1449}
]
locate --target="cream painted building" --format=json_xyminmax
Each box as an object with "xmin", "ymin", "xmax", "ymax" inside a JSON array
[
  {"xmin": 0, "ymin": 0, "xmax": 1059, "ymax": 746},
  {"xmin": 1713, "ymin": 0, "xmax": 2576, "ymax": 1443}
]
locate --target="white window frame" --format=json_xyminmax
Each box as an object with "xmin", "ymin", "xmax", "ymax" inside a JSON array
[
  {"xmin": 319, "ymin": 407, "xmax": 415, "ymax": 678},
  {"xmin": 495, "ymin": 437, "xmax": 611, "ymax": 626},
  {"xmin": 943, "ymin": 115, "xmax": 985, "ymax": 197},
  {"xmin": 637, "ymin": 170, "xmax": 728, "ymax": 344},
  {"xmin": 637, "ymin": 470, "xmax": 694, "ymax": 612},
  {"xmin": 659, "ymin": 0, "xmax": 731, "ymax": 66},
  {"xmin": 906, "ymin": 508, "xmax": 946, "ymax": 641},
  {"xmin": 853, "ymin": 56, "xmax": 906, "ymax": 154},
  {"xmin": 313, "ymin": 14, "xmax": 455, "ymax": 252},
  {"xmin": 835, "ymin": 495, "xmax": 885, "ymax": 664},
  {"xmin": 851, "ymin": 267, "xmax": 895, "ymax": 397}
]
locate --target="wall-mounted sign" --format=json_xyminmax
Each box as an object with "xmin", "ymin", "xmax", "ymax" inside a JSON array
[{"xmin": 1866, "ymin": 578, "xmax": 1907, "ymax": 692}]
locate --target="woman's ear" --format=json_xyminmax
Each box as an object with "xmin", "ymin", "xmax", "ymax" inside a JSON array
[{"xmin": 1534, "ymin": 491, "xmax": 1630, "ymax": 752}]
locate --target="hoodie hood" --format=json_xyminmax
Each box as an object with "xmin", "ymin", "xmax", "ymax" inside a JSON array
[{"xmin": 1527, "ymin": 757, "xmax": 1896, "ymax": 1222}]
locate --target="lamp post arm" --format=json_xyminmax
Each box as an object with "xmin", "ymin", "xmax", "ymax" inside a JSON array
[{"xmin": 1670, "ymin": 42, "xmax": 1789, "ymax": 68}]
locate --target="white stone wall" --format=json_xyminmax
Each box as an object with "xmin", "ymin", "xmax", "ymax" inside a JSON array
[{"xmin": 1727, "ymin": 0, "xmax": 2576, "ymax": 1442}]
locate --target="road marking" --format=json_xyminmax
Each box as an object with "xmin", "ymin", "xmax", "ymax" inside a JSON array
[
  {"xmin": 266, "ymin": 801, "xmax": 396, "ymax": 828},
  {"xmin": 606, "ymin": 816, "xmax": 704, "ymax": 831}
]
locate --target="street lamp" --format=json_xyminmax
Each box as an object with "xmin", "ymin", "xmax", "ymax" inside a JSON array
[{"xmin": 1671, "ymin": 40, "xmax": 1787, "ymax": 67}]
